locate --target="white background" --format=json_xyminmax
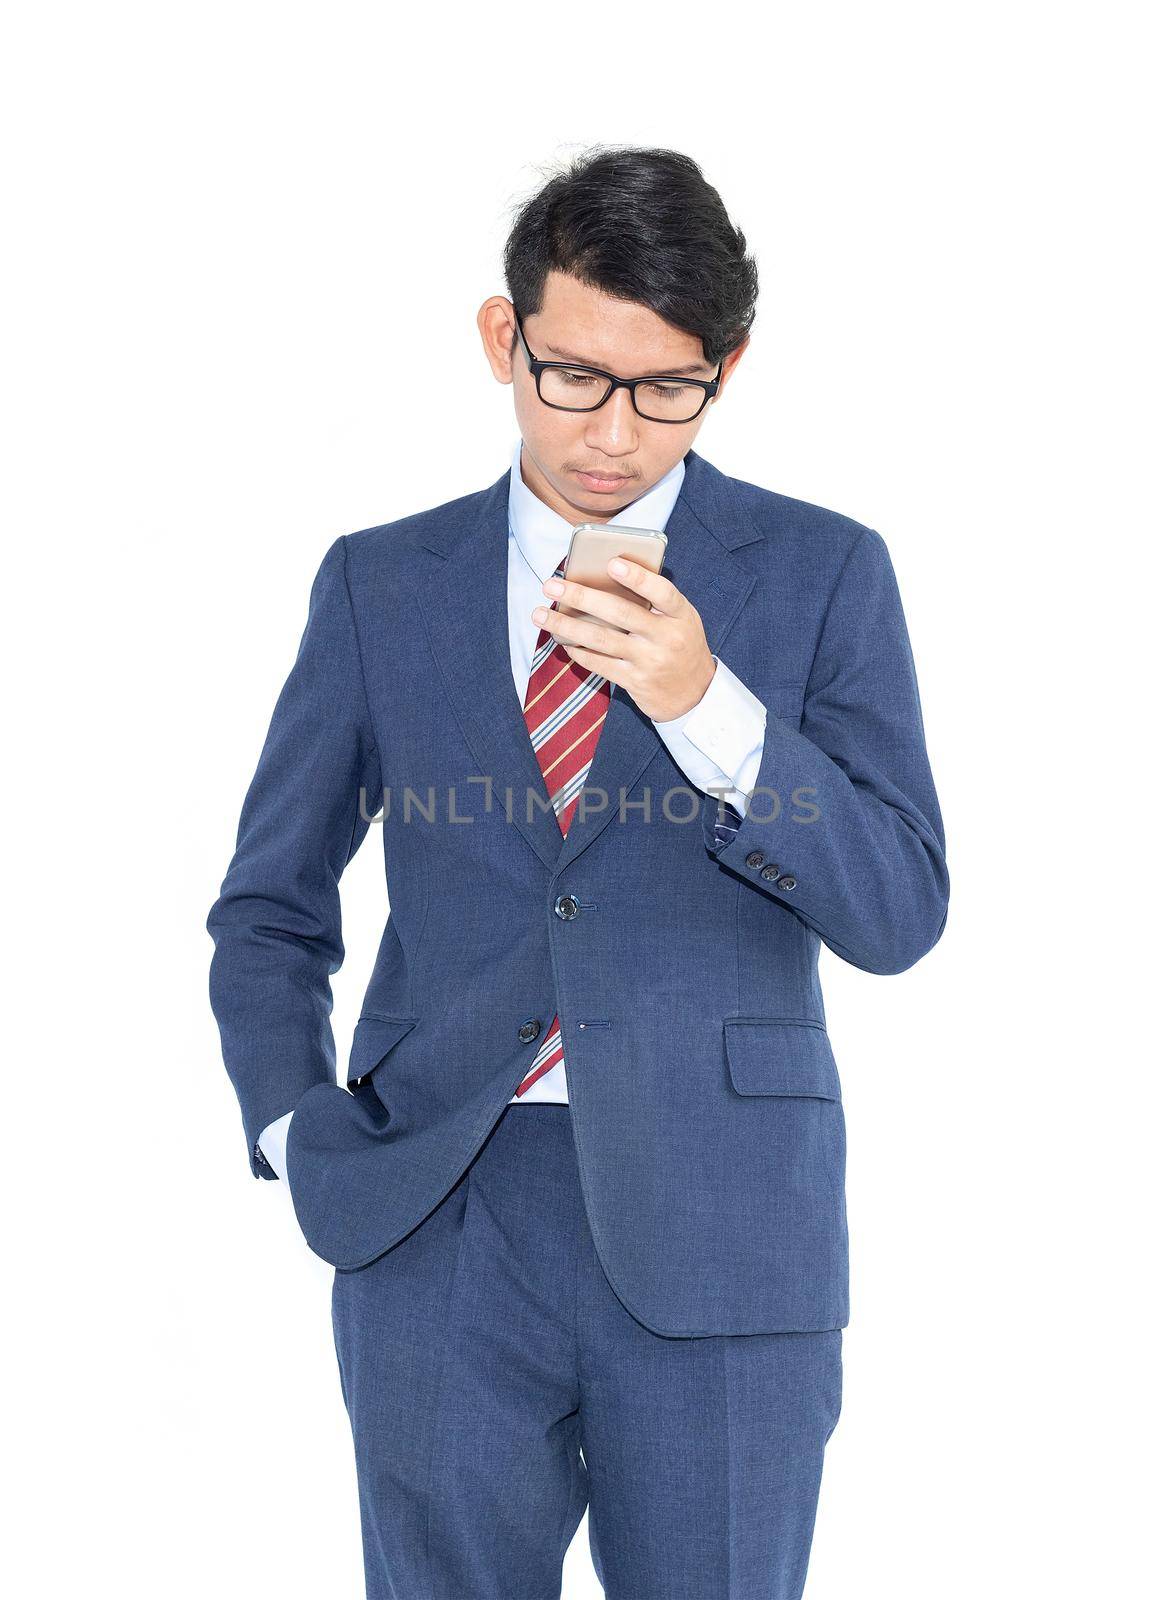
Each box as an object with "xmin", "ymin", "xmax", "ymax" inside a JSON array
[{"xmin": 4, "ymin": 3, "xmax": 1167, "ymax": 1595}]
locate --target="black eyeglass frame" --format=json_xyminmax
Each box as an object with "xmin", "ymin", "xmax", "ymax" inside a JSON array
[{"xmin": 512, "ymin": 315, "xmax": 724, "ymax": 424}]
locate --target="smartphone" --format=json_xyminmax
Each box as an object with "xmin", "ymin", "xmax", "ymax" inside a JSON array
[{"xmin": 557, "ymin": 522, "xmax": 668, "ymax": 634}]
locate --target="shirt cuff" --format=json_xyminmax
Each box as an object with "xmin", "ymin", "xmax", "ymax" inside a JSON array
[
  {"xmin": 654, "ymin": 655, "xmax": 768, "ymax": 801},
  {"xmin": 256, "ymin": 1110, "xmax": 295, "ymax": 1185}
]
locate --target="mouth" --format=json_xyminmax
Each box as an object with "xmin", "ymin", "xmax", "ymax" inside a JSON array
[{"xmin": 574, "ymin": 469, "xmax": 634, "ymax": 493}]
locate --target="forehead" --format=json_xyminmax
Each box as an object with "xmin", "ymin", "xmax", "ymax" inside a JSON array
[{"xmin": 531, "ymin": 271, "xmax": 707, "ymax": 376}]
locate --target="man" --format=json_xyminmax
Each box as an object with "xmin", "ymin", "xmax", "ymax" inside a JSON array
[{"xmin": 208, "ymin": 145, "xmax": 948, "ymax": 1599}]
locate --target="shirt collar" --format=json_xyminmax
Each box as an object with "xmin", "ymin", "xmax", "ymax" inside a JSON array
[{"xmin": 507, "ymin": 437, "xmax": 685, "ymax": 582}]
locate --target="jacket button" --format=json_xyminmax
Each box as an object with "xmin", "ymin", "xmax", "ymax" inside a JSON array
[
  {"xmin": 745, "ymin": 851, "xmax": 766, "ymax": 869},
  {"xmin": 760, "ymin": 863, "xmax": 780, "ymax": 881},
  {"xmin": 779, "ymin": 874, "xmax": 797, "ymax": 891},
  {"xmin": 554, "ymin": 893, "xmax": 581, "ymax": 921},
  {"xmin": 518, "ymin": 1018, "xmax": 542, "ymax": 1043}
]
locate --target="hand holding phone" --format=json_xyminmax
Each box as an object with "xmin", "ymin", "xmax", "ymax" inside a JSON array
[{"xmin": 557, "ymin": 522, "xmax": 668, "ymax": 633}]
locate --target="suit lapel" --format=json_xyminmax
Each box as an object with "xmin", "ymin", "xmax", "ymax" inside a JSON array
[
  {"xmin": 417, "ymin": 450, "xmax": 763, "ymax": 877},
  {"xmin": 419, "ymin": 466, "xmax": 565, "ymax": 871}
]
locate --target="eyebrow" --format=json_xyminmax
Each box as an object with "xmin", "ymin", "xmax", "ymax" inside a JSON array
[{"xmin": 544, "ymin": 342, "xmax": 712, "ymax": 378}]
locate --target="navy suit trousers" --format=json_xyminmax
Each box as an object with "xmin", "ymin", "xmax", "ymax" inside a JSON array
[{"xmin": 331, "ymin": 1104, "xmax": 843, "ymax": 1600}]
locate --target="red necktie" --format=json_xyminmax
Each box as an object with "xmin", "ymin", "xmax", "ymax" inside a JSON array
[{"xmin": 513, "ymin": 558, "xmax": 613, "ymax": 1095}]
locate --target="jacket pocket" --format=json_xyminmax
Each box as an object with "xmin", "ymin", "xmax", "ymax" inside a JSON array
[
  {"xmin": 346, "ymin": 1014, "xmax": 420, "ymax": 1088},
  {"xmin": 722, "ymin": 1017, "xmax": 841, "ymax": 1099}
]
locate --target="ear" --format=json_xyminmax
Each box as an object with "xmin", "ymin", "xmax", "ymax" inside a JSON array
[
  {"xmin": 715, "ymin": 334, "xmax": 750, "ymax": 395},
  {"xmin": 477, "ymin": 297, "xmax": 518, "ymax": 384}
]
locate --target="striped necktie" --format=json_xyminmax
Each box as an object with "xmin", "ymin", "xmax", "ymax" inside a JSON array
[{"xmin": 513, "ymin": 557, "xmax": 613, "ymax": 1096}]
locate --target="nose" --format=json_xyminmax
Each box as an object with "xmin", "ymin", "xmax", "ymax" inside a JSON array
[{"xmin": 584, "ymin": 384, "xmax": 640, "ymax": 455}]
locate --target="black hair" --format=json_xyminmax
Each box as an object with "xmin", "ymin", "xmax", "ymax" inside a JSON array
[{"xmin": 503, "ymin": 145, "xmax": 758, "ymax": 367}]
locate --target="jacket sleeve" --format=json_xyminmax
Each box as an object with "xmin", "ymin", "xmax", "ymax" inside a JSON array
[
  {"xmin": 206, "ymin": 535, "xmax": 382, "ymax": 1177},
  {"xmin": 701, "ymin": 526, "xmax": 948, "ymax": 975}
]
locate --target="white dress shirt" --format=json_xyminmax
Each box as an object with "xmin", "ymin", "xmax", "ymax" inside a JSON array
[{"xmin": 255, "ymin": 440, "xmax": 768, "ymax": 1177}]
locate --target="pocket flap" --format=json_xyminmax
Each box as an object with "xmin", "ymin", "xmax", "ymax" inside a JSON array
[
  {"xmin": 723, "ymin": 1017, "xmax": 841, "ymax": 1099},
  {"xmin": 346, "ymin": 1014, "xmax": 420, "ymax": 1086}
]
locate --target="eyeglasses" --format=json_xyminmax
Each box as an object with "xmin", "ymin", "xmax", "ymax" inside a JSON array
[{"xmin": 512, "ymin": 315, "xmax": 724, "ymax": 424}]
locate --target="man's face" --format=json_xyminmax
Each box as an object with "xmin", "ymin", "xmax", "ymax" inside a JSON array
[{"xmin": 479, "ymin": 270, "xmax": 746, "ymax": 524}]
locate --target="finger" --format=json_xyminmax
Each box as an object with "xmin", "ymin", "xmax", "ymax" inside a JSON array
[
  {"xmin": 605, "ymin": 557, "xmax": 684, "ymax": 618},
  {"xmin": 544, "ymin": 577, "xmax": 658, "ymax": 637},
  {"xmin": 535, "ymin": 604, "xmax": 630, "ymax": 660},
  {"xmin": 561, "ymin": 642, "xmax": 635, "ymax": 691}
]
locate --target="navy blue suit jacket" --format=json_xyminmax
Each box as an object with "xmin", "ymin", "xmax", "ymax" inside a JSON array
[{"xmin": 207, "ymin": 450, "xmax": 947, "ymax": 1335}]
